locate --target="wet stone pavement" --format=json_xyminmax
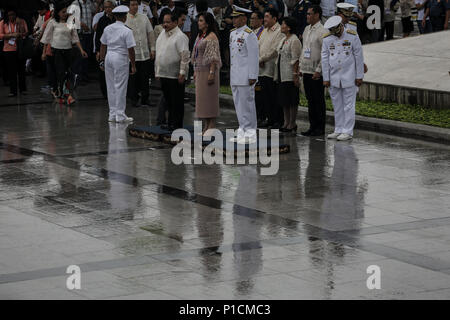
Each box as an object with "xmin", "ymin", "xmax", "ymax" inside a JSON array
[{"xmin": 0, "ymin": 78, "xmax": 450, "ymax": 300}]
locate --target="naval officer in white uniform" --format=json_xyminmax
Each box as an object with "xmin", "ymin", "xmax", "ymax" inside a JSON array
[
  {"xmin": 99, "ymin": 5, "xmax": 137, "ymax": 123},
  {"xmin": 336, "ymin": 3, "xmax": 368, "ymax": 74},
  {"xmin": 229, "ymin": 5, "xmax": 259, "ymax": 144},
  {"xmin": 336, "ymin": 3, "xmax": 358, "ymax": 31},
  {"xmin": 321, "ymin": 15, "xmax": 364, "ymax": 141}
]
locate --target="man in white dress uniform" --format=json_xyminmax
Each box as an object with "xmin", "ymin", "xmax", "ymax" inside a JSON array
[
  {"xmin": 321, "ymin": 15, "xmax": 364, "ymax": 141},
  {"xmin": 100, "ymin": 5, "xmax": 137, "ymax": 123},
  {"xmin": 229, "ymin": 5, "xmax": 259, "ymax": 144}
]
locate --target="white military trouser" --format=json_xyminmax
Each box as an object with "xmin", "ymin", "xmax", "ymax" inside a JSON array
[
  {"xmin": 231, "ymin": 85, "xmax": 257, "ymax": 139},
  {"xmin": 105, "ymin": 52, "xmax": 130, "ymax": 122},
  {"xmin": 328, "ymin": 86, "xmax": 358, "ymax": 136}
]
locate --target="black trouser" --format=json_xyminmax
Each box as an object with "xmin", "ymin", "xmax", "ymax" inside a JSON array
[
  {"xmin": 128, "ymin": 59, "xmax": 150, "ymax": 103},
  {"xmin": 0, "ymin": 42, "xmax": 7, "ymax": 84},
  {"xmin": 4, "ymin": 51, "xmax": 26, "ymax": 94},
  {"xmin": 160, "ymin": 77, "xmax": 185, "ymax": 129},
  {"xmin": 156, "ymin": 95, "xmax": 167, "ymax": 125},
  {"xmin": 73, "ymin": 33, "xmax": 92, "ymax": 80},
  {"xmin": 54, "ymin": 48, "xmax": 72, "ymax": 95},
  {"xmin": 303, "ymin": 73, "xmax": 326, "ymax": 133},
  {"xmin": 430, "ymin": 16, "xmax": 445, "ymax": 32},
  {"xmin": 46, "ymin": 55, "xmax": 57, "ymax": 91},
  {"xmin": 260, "ymin": 76, "xmax": 282, "ymax": 125},
  {"xmin": 98, "ymin": 64, "xmax": 107, "ymax": 98},
  {"xmin": 384, "ymin": 21, "xmax": 395, "ymax": 40},
  {"xmin": 255, "ymin": 79, "xmax": 264, "ymax": 121}
]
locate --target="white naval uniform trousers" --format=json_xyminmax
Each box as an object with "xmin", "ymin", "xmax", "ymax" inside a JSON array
[
  {"xmin": 229, "ymin": 26, "xmax": 259, "ymax": 139},
  {"xmin": 231, "ymin": 85, "xmax": 257, "ymax": 139},
  {"xmin": 100, "ymin": 21, "xmax": 136, "ymax": 122},
  {"xmin": 105, "ymin": 52, "xmax": 130, "ymax": 121},
  {"xmin": 328, "ymin": 86, "xmax": 358, "ymax": 135}
]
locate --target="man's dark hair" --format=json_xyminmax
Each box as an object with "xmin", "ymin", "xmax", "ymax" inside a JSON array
[
  {"xmin": 174, "ymin": 7, "xmax": 187, "ymax": 18},
  {"xmin": 195, "ymin": 0, "xmax": 209, "ymax": 13},
  {"xmin": 159, "ymin": 7, "xmax": 172, "ymax": 24},
  {"xmin": 38, "ymin": 0, "xmax": 50, "ymax": 10},
  {"xmin": 164, "ymin": 11, "xmax": 177, "ymax": 22},
  {"xmin": 265, "ymin": 8, "xmax": 279, "ymax": 21},
  {"xmin": 252, "ymin": 11, "xmax": 263, "ymax": 20},
  {"xmin": 309, "ymin": 5, "xmax": 322, "ymax": 19}
]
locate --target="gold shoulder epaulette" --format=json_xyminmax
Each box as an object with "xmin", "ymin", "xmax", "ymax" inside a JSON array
[
  {"xmin": 244, "ymin": 28, "xmax": 252, "ymax": 33},
  {"xmin": 231, "ymin": 27, "xmax": 237, "ymax": 32},
  {"xmin": 347, "ymin": 29, "xmax": 357, "ymax": 35},
  {"xmin": 322, "ymin": 32, "xmax": 331, "ymax": 38},
  {"xmin": 348, "ymin": 21, "xmax": 357, "ymax": 26}
]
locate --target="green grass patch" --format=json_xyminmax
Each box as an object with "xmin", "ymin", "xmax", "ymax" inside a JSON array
[{"xmin": 187, "ymin": 84, "xmax": 450, "ymax": 129}]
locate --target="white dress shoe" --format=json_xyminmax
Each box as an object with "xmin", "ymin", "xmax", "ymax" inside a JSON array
[
  {"xmin": 327, "ymin": 132, "xmax": 341, "ymax": 139},
  {"xmin": 236, "ymin": 137, "xmax": 247, "ymax": 144},
  {"xmin": 237, "ymin": 136, "xmax": 257, "ymax": 144},
  {"xmin": 337, "ymin": 133, "xmax": 352, "ymax": 141},
  {"xmin": 117, "ymin": 117, "xmax": 134, "ymax": 123}
]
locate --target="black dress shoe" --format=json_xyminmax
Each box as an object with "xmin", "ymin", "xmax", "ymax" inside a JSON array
[
  {"xmin": 258, "ymin": 120, "xmax": 269, "ymax": 128},
  {"xmin": 301, "ymin": 130, "xmax": 312, "ymax": 136},
  {"xmin": 309, "ymin": 130, "xmax": 325, "ymax": 136},
  {"xmin": 269, "ymin": 123, "xmax": 282, "ymax": 130},
  {"xmin": 140, "ymin": 100, "xmax": 151, "ymax": 107}
]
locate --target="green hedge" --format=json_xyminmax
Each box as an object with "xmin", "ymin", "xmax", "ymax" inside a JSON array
[{"xmin": 188, "ymin": 84, "xmax": 450, "ymax": 129}]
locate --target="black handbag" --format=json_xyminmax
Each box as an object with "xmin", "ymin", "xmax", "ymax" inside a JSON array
[{"xmin": 17, "ymin": 36, "xmax": 34, "ymax": 60}]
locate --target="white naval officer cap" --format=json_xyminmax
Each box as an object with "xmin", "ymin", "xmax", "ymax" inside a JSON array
[
  {"xmin": 337, "ymin": 2, "xmax": 356, "ymax": 16},
  {"xmin": 112, "ymin": 5, "xmax": 129, "ymax": 14},
  {"xmin": 230, "ymin": 5, "xmax": 252, "ymax": 17},
  {"xmin": 323, "ymin": 15, "xmax": 343, "ymax": 30}
]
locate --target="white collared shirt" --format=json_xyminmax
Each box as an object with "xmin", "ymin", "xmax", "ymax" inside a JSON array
[
  {"xmin": 155, "ymin": 26, "xmax": 190, "ymax": 79},
  {"xmin": 126, "ymin": 12, "xmax": 155, "ymax": 61},
  {"xmin": 258, "ymin": 22, "xmax": 284, "ymax": 78},
  {"xmin": 300, "ymin": 21, "xmax": 328, "ymax": 75},
  {"xmin": 100, "ymin": 21, "xmax": 136, "ymax": 56}
]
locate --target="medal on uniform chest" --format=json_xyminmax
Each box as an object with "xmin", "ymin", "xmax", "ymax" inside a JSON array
[{"xmin": 237, "ymin": 34, "xmax": 244, "ymax": 51}]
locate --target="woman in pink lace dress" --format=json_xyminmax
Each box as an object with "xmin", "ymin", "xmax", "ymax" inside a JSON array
[{"xmin": 192, "ymin": 12, "xmax": 222, "ymax": 136}]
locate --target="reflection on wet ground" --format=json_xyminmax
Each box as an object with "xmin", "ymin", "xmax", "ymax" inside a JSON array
[{"xmin": 0, "ymin": 79, "xmax": 450, "ymax": 299}]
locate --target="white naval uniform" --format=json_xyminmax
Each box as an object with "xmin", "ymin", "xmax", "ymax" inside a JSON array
[
  {"xmin": 100, "ymin": 21, "xmax": 136, "ymax": 122},
  {"xmin": 230, "ymin": 25, "xmax": 259, "ymax": 140},
  {"xmin": 321, "ymin": 28, "xmax": 364, "ymax": 136},
  {"xmin": 346, "ymin": 21, "xmax": 357, "ymax": 31}
]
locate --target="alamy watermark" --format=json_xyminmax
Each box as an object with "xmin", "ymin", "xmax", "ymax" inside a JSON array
[
  {"xmin": 366, "ymin": 5, "xmax": 382, "ymax": 30},
  {"xmin": 66, "ymin": 265, "xmax": 81, "ymax": 290},
  {"xmin": 366, "ymin": 265, "xmax": 381, "ymax": 290},
  {"xmin": 170, "ymin": 121, "xmax": 280, "ymax": 176}
]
